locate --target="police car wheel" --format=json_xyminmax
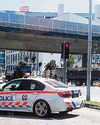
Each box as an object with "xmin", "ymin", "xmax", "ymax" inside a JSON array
[{"xmin": 33, "ymin": 100, "xmax": 51, "ymax": 117}]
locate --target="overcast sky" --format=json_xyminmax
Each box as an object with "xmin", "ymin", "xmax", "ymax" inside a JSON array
[{"xmin": 0, "ymin": 0, "xmax": 100, "ymax": 13}]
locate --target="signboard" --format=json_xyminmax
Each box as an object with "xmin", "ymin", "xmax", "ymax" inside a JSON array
[
  {"xmin": 92, "ymin": 54, "xmax": 100, "ymax": 63},
  {"xmin": 20, "ymin": 6, "xmax": 29, "ymax": 12},
  {"xmin": 74, "ymin": 54, "xmax": 100, "ymax": 64}
]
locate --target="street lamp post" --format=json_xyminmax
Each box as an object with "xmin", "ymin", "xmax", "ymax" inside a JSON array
[{"xmin": 87, "ymin": 0, "xmax": 92, "ymax": 101}]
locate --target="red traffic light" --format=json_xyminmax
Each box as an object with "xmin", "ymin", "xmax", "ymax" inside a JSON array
[
  {"xmin": 61, "ymin": 42, "xmax": 70, "ymax": 59},
  {"xmin": 65, "ymin": 43, "xmax": 69, "ymax": 48}
]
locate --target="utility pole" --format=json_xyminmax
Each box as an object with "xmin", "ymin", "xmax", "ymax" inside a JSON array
[
  {"xmin": 63, "ymin": 53, "xmax": 67, "ymax": 84},
  {"xmin": 63, "ymin": 41, "xmax": 66, "ymax": 84},
  {"xmin": 87, "ymin": 0, "xmax": 92, "ymax": 101}
]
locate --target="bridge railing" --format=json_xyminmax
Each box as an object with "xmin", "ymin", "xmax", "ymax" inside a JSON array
[{"xmin": 0, "ymin": 12, "xmax": 100, "ymax": 37}]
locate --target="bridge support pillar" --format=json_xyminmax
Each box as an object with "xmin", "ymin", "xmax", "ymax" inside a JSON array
[{"xmin": 82, "ymin": 54, "xmax": 87, "ymax": 68}]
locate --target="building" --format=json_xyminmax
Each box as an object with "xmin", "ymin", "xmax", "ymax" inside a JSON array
[
  {"xmin": 5, "ymin": 50, "xmax": 36, "ymax": 75},
  {"xmin": 38, "ymin": 53, "xmax": 61, "ymax": 72},
  {"xmin": 0, "ymin": 10, "xmax": 57, "ymax": 19},
  {"xmin": 0, "ymin": 50, "xmax": 5, "ymax": 71}
]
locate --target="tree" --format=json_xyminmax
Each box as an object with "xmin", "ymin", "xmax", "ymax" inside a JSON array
[
  {"xmin": 31, "ymin": 56, "xmax": 36, "ymax": 63},
  {"xmin": 12, "ymin": 61, "xmax": 27, "ymax": 79},
  {"xmin": 67, "ymin": 54, "xmax": 75, "ymax": 68},
  {"xmin": 44, "ymin": 60, "xmax": 56, "ymax": 71},
  {"xmin": 31, "ymin": 56, "xmax": 36, "ymax": 70},
  {"xmin": 44, "ymin": 60, "xmax": 56, "ymax": 78},
  {"xmin": 38, "ymin": 62, "xmax": 42, "ymax": 75},
  {"xmin": 39, "ymin": 62, "xmax": 42, "ymax": 68}
]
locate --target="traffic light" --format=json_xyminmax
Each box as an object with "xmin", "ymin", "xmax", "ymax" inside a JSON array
[
  {"xmin": 61, "ymin": 42, "xmax": 69, "ymax": 59},
  {"xmin": 65, "ymin": 42, "xmax": 69, "ymax": 59}
]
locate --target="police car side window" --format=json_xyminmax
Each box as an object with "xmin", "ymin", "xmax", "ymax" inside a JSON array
[
  {"xmin": 17, "ymin": 80, "xmax": 31, "ymax": 90},
  {"xmin": 30, "ymin": 82, "xmax": 35, "ymax": 90},
  {"xmin": 3, "ymin": 80, "xmax": 21, "ymax": 91},
  {"xmin": 31, "ymin": 80, "xmax": 45, "ymax": 90}
]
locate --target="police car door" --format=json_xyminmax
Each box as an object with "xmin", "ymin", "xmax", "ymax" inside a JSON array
[
  {"xmin": 0, "ymin": 80, "xmax": 21, "ymax": 111},
  {"xmin": 15, "ymin": 79, "xmax": 38, "ymax": 112}
]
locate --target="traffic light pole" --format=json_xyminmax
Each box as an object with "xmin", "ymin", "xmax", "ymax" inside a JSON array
[
  {"xmin": 63, "ymin": 42, "xmax": 67, "ymax": 84},
  {"xmin": 87, "ymin": 0, "xmax": 92, "ymax": 101},
  {"xmin": 63, "ymin": 56, "xmax": 67, "ymax": 84},
  {"xmin": 61, "ymin": 42, "xmax": 69, "ymax": 84}
]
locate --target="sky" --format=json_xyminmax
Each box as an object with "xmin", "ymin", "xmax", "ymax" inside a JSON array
[{"xmin": 0, "ymin": 0, "xmax": 100, "ymax": 13}]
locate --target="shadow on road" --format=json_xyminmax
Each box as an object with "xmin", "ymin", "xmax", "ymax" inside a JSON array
[
  {"xmin": 49, "ymin": 113, "xmax": 79, "ymax": 120},
  {"xmin": 0, "ymin": 111, "xmax": 79, "ymax": 120}
]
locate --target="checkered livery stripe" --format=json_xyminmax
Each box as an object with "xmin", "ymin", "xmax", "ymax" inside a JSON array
[{"xmin": 0, "ymin": 101, "xmax": 28, "ymax": 107}]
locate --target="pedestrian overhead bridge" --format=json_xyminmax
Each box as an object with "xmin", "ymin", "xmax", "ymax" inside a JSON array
[{"xmin": 0, "ymin": 12, "xmax": 100, "ymax": 54}]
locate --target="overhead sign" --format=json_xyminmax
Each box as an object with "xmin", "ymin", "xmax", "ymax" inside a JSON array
[
  {"xmin": 92, "ymin": 54, "xmax": 100, "ymax": 63},
  {"xmin": 20, "ymin": 6, "xmax": 29, "ymax": 12}
]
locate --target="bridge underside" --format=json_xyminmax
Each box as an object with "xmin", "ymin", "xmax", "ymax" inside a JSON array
[{"xmin": 0, "ymin": 28, "xmax": 100, "ymax": 54}]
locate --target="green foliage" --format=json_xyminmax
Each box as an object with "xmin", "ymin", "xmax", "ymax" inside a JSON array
[
  {"xmin": 39, "ymin": 62, "xmax": 42, "ymax": 67},
  {"xmin": 45, "ymin": 60, "xmax": 56, "ymax": 70},
  {"xmin": 67, "ymin": 54, "xmax": 75, "ymax": 68},
  {"xmin": 84, "ymin": 101, "xmax": 100, "ymax": 106}
]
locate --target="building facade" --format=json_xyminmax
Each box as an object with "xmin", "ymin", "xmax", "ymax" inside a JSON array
[
  {"xmin": 5, "ymin": 50, "xmax": 36, "ymax": 75},
  {"xmin": 0, "ymin": 50, "xmax": 5, "ymax": 71},
  {"xmin": 5, "ymin": 50, "xmax": 62, "ymax": 75}
]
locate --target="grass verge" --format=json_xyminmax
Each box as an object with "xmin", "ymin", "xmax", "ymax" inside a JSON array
[{"xmin": 84, "ymin": 100, "xmax": 100, "ymax": 106}]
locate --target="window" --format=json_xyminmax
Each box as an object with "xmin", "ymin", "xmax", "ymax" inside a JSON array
[
  {"xmin": 3, "ymin": 80, "xmax": 21, "ymax": 91},
  {"xmin": 17, "ymin": 80, "xmax": 45, "ymax": 91},
  {"xmin": 17, "ymin": 80, "xmax": 31, "ymax": 90},
  {"xmin": 30, "ymin": 80, "xmax": 45, "ymax": 90},
  {"xmin": 3, "ymin": 79, "xmax": 45, "ymax": 91},
  {"xmin": 45, "ymin": 79, "xmax": 68, "ymax": 88}
]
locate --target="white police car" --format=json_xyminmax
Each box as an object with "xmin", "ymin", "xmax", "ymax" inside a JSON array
[{"xmin": 0, "ymin": 77, "xmax": 83, "ymax": 117}]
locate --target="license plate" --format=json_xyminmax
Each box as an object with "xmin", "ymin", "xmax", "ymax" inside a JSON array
[
  {"xmin": 72, "ymin": 90, "xmax": 79, "ymax": 98},
  {"xmin": 72, "ymin": 94, "xmax": 79, "ymax": 98}
]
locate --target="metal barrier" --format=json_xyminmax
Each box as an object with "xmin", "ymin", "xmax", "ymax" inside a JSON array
[{"xmin": 0, "ymin": 12, "xmax": 100, "ymax": 37}]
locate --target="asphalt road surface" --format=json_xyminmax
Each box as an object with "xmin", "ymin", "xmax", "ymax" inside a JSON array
[{"xmin": 0, "ymin": 108, "xmax": 99, "ymax": 125}]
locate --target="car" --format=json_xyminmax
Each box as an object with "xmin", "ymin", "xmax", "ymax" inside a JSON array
[
  {"xmin": 0, "ymin": 77, "xmax": 83, "ymax": 117},
  {"xmin": 0, "ymin": 82, "xmax": 6, "ymax": 89},
  {"xmin": 0, "ymin": 75, "xmax": 6, "ymax": 90}
]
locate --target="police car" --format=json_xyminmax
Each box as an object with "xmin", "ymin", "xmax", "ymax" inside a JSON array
[{"xmin": 0, "ymin": 77, "xmax": 83, "ymax": 117}]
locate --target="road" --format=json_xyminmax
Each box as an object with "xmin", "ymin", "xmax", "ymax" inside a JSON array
[
  {"xmin": 0, "ymin": 108, "xmax": 99, "ymax": 125},
  {"xmin": 70, "ymin": 86, "xmax": 100, "ymax": 102}
]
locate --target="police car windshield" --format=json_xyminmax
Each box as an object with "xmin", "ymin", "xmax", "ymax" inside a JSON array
[{"xmin": 45, "ymin": 79, "xmax": 68, "ymax": 88}]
